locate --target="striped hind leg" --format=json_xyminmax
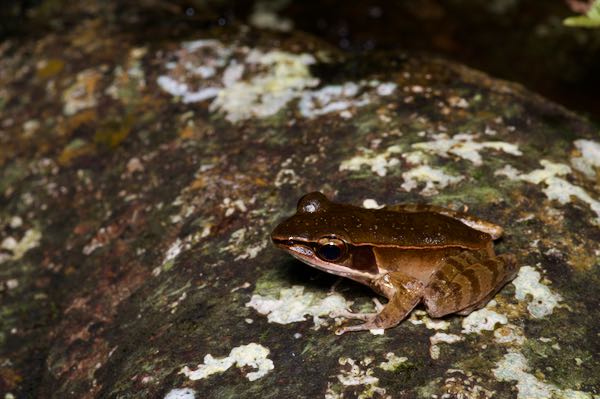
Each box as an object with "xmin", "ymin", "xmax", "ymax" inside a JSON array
[{"xmin": 423, "ymin": 251, "xmax": 518, "ymax": 318}]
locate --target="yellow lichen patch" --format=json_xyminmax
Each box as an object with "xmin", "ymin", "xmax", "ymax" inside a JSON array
[
  {"xmin": 178, "ymin": 124, "xmax": 197, "ymax": 139},
  {"xmin": 254, "ymin": 177, "xmax": 269, "ymax": 187},
  {"xmin": 560, "ymin": 238, "xmax": 599, "ymax": 270},
  {"xmin": 58, "ymin": 139, "xmax": 96, "ymax": 166},
  {"xmin": 62, "ymin": 68, "xmax": 104, "ymax": 116},
  {"xmin": 58, "ymin": 109, "xmax": 97, "ymax": 138},
  {"xmin": 36, "ymin": 59, "xmax": 65, "ymax": 79},
  {"xmin": 489, "ymin": 293, "xmax": 523, "ymax": 320},
  {"xmin": 94, "ymin": 116, "xmax": 134, "ymax": 148},
  {"xmin": 536, "ymin": 234, "xmax": 600, "ymax": 271},
  {"xmin": 188, "ymin": 176, "xmax": 208, "ymax": 191}
]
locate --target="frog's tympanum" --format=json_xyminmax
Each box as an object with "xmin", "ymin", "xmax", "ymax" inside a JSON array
[{"xmin": 271, "ymin": 192, "xmax": 518, "ymax": 334}]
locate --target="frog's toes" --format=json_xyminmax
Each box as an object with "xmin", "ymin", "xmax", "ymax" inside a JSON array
[
  {"xmin": 335, "ymin": 321, "xmax": 380, "ymax": 335},
  {"xmin": 330, "ymin": 309, "xmax": 377, "ymax": 321},
  {"xmin": 372, "ymin": 297, "xmax": 385, "ymax": 312}
]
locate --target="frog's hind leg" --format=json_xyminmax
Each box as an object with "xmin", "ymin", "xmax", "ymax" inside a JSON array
[
  {"xmin": 423, "ymin": 251, "xmax": 518, "ymax": 318},
  {"xmin": 385, "ymin": 204, "xmax": 503, "ymax": 239}
]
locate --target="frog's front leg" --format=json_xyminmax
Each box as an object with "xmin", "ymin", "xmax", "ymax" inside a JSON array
[
  {"xmin": 335, "ymin": 273, "xmax": 423, "ymax": 335},
  {"xmin": 423, "ymin": 251, "xmax": 518, "ymax": 317}
]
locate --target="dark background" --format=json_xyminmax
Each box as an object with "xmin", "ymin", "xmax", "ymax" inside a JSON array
[{"xmin": 2, "ymin": 0, "xmax": 600, "ymax": 122}]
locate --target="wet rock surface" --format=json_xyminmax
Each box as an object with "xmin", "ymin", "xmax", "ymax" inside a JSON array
[{"xmin": 0, "ymin": 2, "xmax": 599, "ymax": 398}]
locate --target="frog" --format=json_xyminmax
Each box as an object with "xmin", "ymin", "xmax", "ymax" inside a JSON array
[{"xmin": 270, "ymin": 192, "xmax": 518, "ymax": 334}]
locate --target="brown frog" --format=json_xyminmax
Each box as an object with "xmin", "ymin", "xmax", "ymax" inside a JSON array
[{"xmin": 271, "ymin": 192, "xmax": 518, "ymax": 334}]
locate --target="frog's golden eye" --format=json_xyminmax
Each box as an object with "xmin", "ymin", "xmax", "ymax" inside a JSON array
[{"xmin": 316, "ymin": 238, "xmax": 347, "ymax": 262}]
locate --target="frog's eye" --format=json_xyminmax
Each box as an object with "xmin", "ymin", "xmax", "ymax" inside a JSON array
[{"xmin": 316, "ymin": 238, "xmax": 346, "ymax": 262}]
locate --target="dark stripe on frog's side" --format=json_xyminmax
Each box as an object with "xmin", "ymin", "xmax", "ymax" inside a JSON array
[
  {"xmin": 446, "ymin": 257, "xmax": 468, "ymax": 273},
  {"xmin": 448, "ymin": 281, "xmax": 464, "ymax": 310},
  {"xmin": 449, "ymin": 264, "xmax": 485, "ymax": 308},
  {"xmin": 462, "ymin": 268, "xmax": 481, "ymax": 303},
  {"xmin": 480, "ymin": 258, "xmax": 500, "ymax": 285}
]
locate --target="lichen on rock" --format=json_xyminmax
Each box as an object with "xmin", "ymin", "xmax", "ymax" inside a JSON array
[{"xmin": 1, "ymin": 6, "xmax": 599, "ymax": 398}]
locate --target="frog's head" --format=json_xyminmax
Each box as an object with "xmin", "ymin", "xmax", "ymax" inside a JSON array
[{"xmin": 271, "ymin": 192, "xmax": 379, "ymax": 281}]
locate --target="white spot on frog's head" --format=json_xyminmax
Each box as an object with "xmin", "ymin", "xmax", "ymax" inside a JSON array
[
  {"xmin": 297, "ymin": 192, "xmax": 329, "ymax": 214},
  {"xmin": 304, "ymin": 204, "xmax": 316, "ymax": 213}
]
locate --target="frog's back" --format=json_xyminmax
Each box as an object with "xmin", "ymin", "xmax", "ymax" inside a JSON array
[
  {"xmin": 349, "ymin": 208, "xmax": 492, "ymax": 249},
  {"xmin": 274, "ymin": 193, "xmax": 493, "ymax": 250}
]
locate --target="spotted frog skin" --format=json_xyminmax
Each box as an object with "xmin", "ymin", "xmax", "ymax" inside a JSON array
[{"xmin": 271, "ymin": 192, "xmax": 518, "ymax": 334}]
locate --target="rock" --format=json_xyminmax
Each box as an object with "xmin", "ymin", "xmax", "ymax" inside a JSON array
[{"xmin": 0, "ymin": 3, "xmax": 599, "ymax": 399}]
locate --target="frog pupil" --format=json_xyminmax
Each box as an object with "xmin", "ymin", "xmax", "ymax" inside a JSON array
[{"xmin": 318, "ymin": 243, "xmax": 342, "ymax": 261}]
